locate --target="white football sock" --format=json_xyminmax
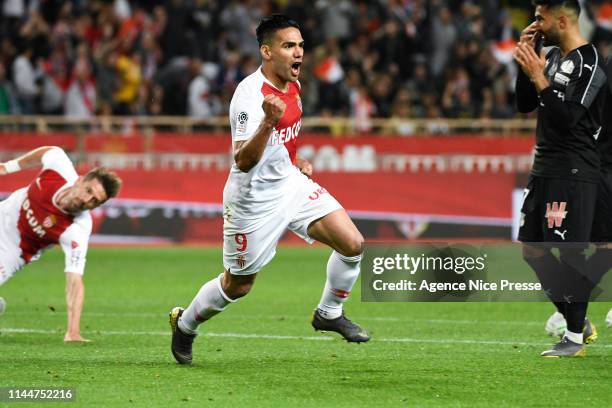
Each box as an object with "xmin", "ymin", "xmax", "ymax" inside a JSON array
[
  {"xmin": 178, "ymin": 273, "xmax": 236, "ymax": 335},
  {"xmin": 564, "ymin": 330, "xmax": 583, "ymax": 344},
  {"xmin": 317, "ymin": 251, "xmax": 361, "ymax": 319}
]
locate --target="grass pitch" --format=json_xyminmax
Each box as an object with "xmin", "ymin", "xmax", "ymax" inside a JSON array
[{"xmin": 0, "ymin": 247, "xmax": 610, "ymax": 407}]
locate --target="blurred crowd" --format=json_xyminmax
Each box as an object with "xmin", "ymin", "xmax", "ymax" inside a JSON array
[{"xmin": 0, "ymin": 0, "xmax": 611, "ymax": 132}]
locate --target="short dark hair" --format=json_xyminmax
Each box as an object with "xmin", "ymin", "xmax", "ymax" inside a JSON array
[
  {"xmin": 84, "ymin": 167, "xmax": 122, "ymax": 201},
  {"xmin": 256, "ymin": 14, "xmax": 300, "ymax": 47},
  {"xmin": 531, "ymin": 0, "xmax": 580, "ymax": 15}
]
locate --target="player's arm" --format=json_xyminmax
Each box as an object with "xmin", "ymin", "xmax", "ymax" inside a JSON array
[
  {"xmin": 59, "ymin": 221, "xmax": 91, "ymax": 343},
  {"xmin": 515, "ymin": 69, "xmax": 539, "ymax": 113},
  {"xmin": 514, "ymin": 23, "xmax": 540, "ymax": 113},
  {"xmin": 234, "ymin": 94, "xmax": 285, "ymax": 172},
  {"xmin": 0, "ymin": 146, "xmax": 62, "ymax": 175},
  {"xmin": 64, "ymin": 271, "xmax": 88, "ymax": 342},
  {"xmin": 514, "ymin": 43, "xmax": 594, "ymax": 129}
]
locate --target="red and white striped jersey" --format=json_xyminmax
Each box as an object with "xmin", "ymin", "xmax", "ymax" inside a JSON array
[
  {"xmin": 224, "ymin": 67, "xmax": 303, "ymax": 226},
  {"xmin": 0, "ymin": 148, "xmax": 92, "ymax": 279}
]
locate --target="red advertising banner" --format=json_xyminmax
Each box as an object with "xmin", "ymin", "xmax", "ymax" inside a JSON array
[
  {"xmin": 0, "ymin": 133, "xmax": 528, "ymax": 241},
  {"xmin": 0, "ymin": 132, "xmax": 534, "ymax": 154}
]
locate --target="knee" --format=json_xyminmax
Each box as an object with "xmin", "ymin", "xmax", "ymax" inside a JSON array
[
  {"xmin": 339, "ymin": 232, "xmax": 364, "ymax": 258},
  {"xmin": 222, "ymin": 271, "xmax": 256, "ymax": 299},
  {"xmin": 226, "ymin": 282, "xmax": 253, "ymax": 299}
]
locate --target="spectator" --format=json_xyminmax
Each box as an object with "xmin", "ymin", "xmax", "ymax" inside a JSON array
[
  {"xmin": 0, "ymin": 0, "xmax": 600, "ymax": 124},
  {"xmin": 64, "ymin": 58, "xmax": 96, "ymax": 119},
  {"xmin": 188, "ymin": 59, "xmax": 220, "ymax": 119},
  {"xmin": 430, "ymin": 5, "xmax": 457, "ymax": 78},
  {"xmin": 0, "ymin": 63, "xmax": 20, "ymax": 114},
  {"xmin": 12, "ymin": 45, "xmax": 39, "ymax": 114},
  {"xmin": 113, "ymin": 48, "xmax": 141, "ymax": 115}
]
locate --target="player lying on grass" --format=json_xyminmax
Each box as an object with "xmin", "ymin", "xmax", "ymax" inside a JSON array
[{"xmin": 0, "ymin": 146, "xmax": 121, "ymax": 342}]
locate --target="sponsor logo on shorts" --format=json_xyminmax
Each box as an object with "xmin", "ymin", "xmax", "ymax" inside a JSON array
[
  {"xmin": 308, "ymin": 187, "xmax": 328, "ymax": 201},
  {"xmin": 545, "ymin": 201, "xmax": 567, "ymax": 229},
  {"xmin": 554, "ymin": 229, "xmax": 568, "ymax": 240}
]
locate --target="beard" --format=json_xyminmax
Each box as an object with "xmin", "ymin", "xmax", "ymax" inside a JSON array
[{"xmin": 542, "ymin": 27, "xmax": 561, "ymax": 47}]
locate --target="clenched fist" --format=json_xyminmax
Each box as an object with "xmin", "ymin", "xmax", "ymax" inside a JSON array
[{"xmin": 262, "ymin": 94, "xmax": 286, "ymax": 126}]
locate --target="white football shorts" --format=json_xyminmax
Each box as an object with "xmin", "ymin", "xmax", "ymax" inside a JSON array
[{"xmin": 222, "ymin": 172, "xmax": 342, "ymax": 275}]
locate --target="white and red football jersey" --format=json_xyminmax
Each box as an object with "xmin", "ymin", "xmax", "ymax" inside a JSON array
[
  {"xmin": 0, "ymin": 148, "xmax": 92, "ymax": 281},
  {"xmin": 224, "ymin": 67, "xmax": 304, "ymax": 224}
]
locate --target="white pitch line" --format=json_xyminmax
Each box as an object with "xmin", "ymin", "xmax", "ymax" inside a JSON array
[
  {"xmin": 2, "ymin": 311, "xmax": 546, "ymax": 326},
  {"xmin": 2, "ymin": 327, "xmax": 611, "ymax": 348}
]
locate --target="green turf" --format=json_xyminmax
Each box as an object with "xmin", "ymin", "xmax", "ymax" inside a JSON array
[{"xmin": 0, "ymin": 247, "xmax": 610, "ymax": 407}]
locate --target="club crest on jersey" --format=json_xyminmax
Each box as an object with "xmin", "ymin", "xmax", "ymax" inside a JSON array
[
  {"xmin": 545, "ymin": 202, "xmax": 567, "ymax": 229},
  {"xmin": 43, "ymin": 214, "xmax": 56, "ymax": 229},
  {"xmin": 236, "ymin": 254, "xmax": 246, "ymax": 269},
  {"xmin": 560, "ymin": 60, "xmax": 574, "ymax": 74}
]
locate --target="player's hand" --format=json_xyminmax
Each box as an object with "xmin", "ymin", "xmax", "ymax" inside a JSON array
[
  {"xmin": 64, "ymin": 332, "xmax": 91, "ymax": 343},
  {"xmin": 0, "ymin": 163, "xmax": 8, "ymax": 176},
  {"xmin": 513, "ymin": 42, "xmax": 546, "ymax": 81},
  {"xmin": 262, "ymin": 94, "xmax": 286, "ymax": 125},
  {"xmin": 297, "ymin": 158, "xmax": 313, "ymax": 177},
  {"xmin": 519, "ymin": 22, "xmax": 539, "ymax": 47}
]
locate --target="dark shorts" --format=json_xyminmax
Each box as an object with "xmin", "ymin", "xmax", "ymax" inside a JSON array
[
  {"xmin": 518, "ymin": 175, "xmax": 598, "ymax": 243},
  {"xmin": 591, "ymin": 170, "xmax": 612, "ymax": 242}
]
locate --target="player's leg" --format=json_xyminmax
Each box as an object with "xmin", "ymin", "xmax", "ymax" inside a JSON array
[
  {"xmin": 306, "ymin": 209, "xmax": 370, "ymax": 342},
  {"xmin": 588, "ymin": 172, "xmax": 612, "ymax": 330},
  {"xmin": 178, "ymin": 271, "xmax": 255, "ymax": 334},
  {"xmin": 170, "ymin": 217, "xmax": 284, "ymax": 364},
  {"xmin": 307, "ymin": 209, "xmax": 363, "ymax": 318},
  {"xmin": 518, "ymin": 177, "xmax": 567, "ymax": 327},
  {"xmin": 540, "ymin": 179, "xmax": 597, "ymax": 357},
  {"xmin": 287, "ymin": 175, "xmax": 369, "ymax": 342},
  {"xmin": 0, "ymin": 254, "xmax": 19, "ymax": 316}
]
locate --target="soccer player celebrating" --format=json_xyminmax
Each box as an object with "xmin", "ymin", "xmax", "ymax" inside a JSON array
[
  {"xmin": 0, "ymin": 146, "xmax": 122, "ymax": 342},
  {"xmin": 169, "ymin": 14, "xmax": 369, "ymax": 365},
  {"xmin": 514, "ymin": 0, "xmax": 608, "ymax": 357}
]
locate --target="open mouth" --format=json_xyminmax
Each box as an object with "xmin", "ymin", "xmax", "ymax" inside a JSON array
[{"xmin": 291, "ymin": 62, "xmax": 301, "ymax": 76}]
